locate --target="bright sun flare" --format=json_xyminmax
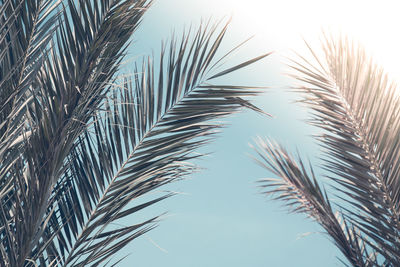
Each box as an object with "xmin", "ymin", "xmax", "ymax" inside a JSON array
[{"xmin": 215, "ymin": 0, "xmax": 400, "ymax": 82}]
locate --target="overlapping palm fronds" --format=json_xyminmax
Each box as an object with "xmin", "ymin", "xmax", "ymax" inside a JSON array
[
  {"xmin": 0, "ymin": 1, "xmax": 63, "ymax": 266},
  {"xmin": 0, "ymin": 0, "xmax": 61, "ymax": 206},
  {"xmin": 253, "ymin": 35, "xmax": 400, "ymax": 266},
  {"xmin": 40, "ymin": 23, "xmax": 268, "ymax": 266},
  {"xmin": 0, "ymin": 0, "xmax": 269, "ymax": 266}
]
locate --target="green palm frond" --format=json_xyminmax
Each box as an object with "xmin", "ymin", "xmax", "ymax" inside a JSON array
[{"xmin": 253, "ymin": 35, "xmax": 400, "ymax": 266}]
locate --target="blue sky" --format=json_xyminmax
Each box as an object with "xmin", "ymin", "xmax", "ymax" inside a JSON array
[{"xmin": 112, "ymin": 0, "xmax": 400, "ymax": 266}]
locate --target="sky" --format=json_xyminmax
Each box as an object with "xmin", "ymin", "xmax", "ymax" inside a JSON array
[{"xmin": 114, "ymin": 1, "xmax": 400, "ymax": 266}]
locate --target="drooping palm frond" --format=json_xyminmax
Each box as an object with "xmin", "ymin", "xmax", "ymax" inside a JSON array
[
  {"xmin": 252, "ymin": 139, "xmax": 376, "ymax": 266},
  {"xmin": 253, "ymin": 35, "xmax": 400, "ymax": 266}
]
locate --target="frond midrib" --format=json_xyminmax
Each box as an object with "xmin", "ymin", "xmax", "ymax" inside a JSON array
[
  {"xmin": 323, "ymin": 75, "xmax": 400, "ymax": 258},
  {"xmin": 64, "ymin": 81, "xmax": 207, "ymax": 265}
]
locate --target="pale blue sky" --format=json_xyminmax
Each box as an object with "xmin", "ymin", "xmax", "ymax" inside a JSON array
[{"xmin": 111, "ymin": 1, "xmax": 400, "ymax": 266}]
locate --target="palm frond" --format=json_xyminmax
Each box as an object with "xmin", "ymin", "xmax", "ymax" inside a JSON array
[
  {"xmin": 0, "ymin": 0, "xmax": 61, "ymax": 198},
  {"xmin": 0, "ymin": 1, "xmax": 61, "ymax": 266},
  {"xmin": 0, "ymin": 1, "xmax": 269, "ymax": 264},
  {"xmin": 50, "ymin": 23, "xmax": 268, "ymax": 266},
  {"xmin": 289, "ymin": 35, "xmax": 400, "ymax": 265},
  {"xmin": 252, "ymin": 138, "xmax": 372, "ymax": 266},
  {"xmin": 254, "ymin": 34, "xmax": 400, "ymax": 266},
  {"xmin": 0, "ymin": 0, "xmax": 151, "ymax": 265},
  {"xmin": 22, "ymin": 20, "xmax": 268, "ymax": 266},
  {"xmin": 0, "ymin": 0, "xmax": 60, "ymax": 125}
]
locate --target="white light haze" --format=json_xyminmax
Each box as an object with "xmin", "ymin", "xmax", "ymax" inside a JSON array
[{"xmin": 212, "ymin": 0, "xmax": 400, "ymax": 82}]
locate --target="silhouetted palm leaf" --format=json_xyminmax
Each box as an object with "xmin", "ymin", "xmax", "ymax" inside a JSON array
[{"xmin": 253, "ymin": 35, "xmax": 400, "ymax": 266}]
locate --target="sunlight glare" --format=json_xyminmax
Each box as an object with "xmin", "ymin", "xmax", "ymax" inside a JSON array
[{"xmin": 215, "ymin": 0, "xmax": 400, "ymax": 83}]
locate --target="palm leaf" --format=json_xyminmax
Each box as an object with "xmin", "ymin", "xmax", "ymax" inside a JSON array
[
  {"xmin": 0, "ymin": 0, "xmax": 61, "ymax": 202},
  {"xmin": 254, "ymin": 34, "xmax": 400, "ymax": 266},
  {"xmin": 0, "ymin": 1, "xmax": 269, "ymax": 264},
  {"xmin": 0, "ymin": 0, "xmax": 151, "ymax": 265},
  {"xmin": 0, "ymin": 1, "xmax": 61, "ymax": 266},
  {"xmin": 252, "ymin": 139, "xmax": 373, "ymax": 266},
  {"xmin": 42, "ymin": 23, "xmax": 268, "ymax": 266},
  {"xmin": 289, "ymin": 35, "xmax": 400, "ymax": 265}
]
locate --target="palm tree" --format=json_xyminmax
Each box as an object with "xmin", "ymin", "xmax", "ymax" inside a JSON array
[
  {"xmin": 253, "ymin": 35, "xmax": 400, "ymax": 266},
  {"xmin": 0, "ymin": 0, "xmax": 269, "ymax": 265}
]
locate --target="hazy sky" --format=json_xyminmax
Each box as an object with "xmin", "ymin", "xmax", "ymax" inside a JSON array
[{"xmin": 114, "ymin": 1, "xmax": 400, "ymax": 266}]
